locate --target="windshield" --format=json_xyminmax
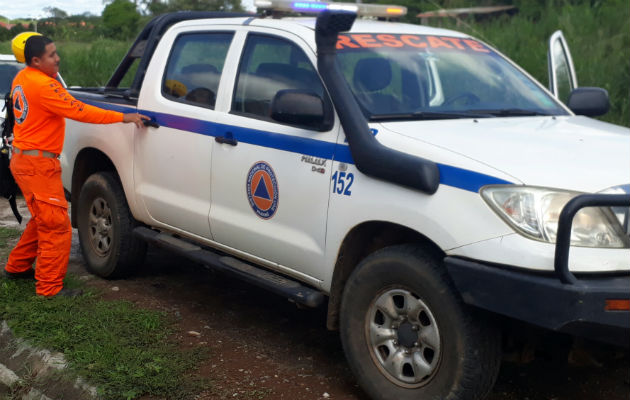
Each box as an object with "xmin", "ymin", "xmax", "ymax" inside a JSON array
[
  {"xmin": 336, "ymin": 33, "xmax": 568, "ymax": 120},
  {"xmin": 0, "ymin": 60, "xmax": 24, "ymax": 96}
]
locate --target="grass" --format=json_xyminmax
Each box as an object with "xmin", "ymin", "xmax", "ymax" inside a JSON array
[
  {"xmin": 0, "ymin": 39, "xmax": 133, "ymax": 88},
  {"xmin": 55, "ymin": 39, "xmax": 134, "ymax": 87},
  {"xmin": 0, "ymin": 227, "xmax": 21, "ymax": 259},
  {"xmin": 0, "ymin": 228, "xmax": 208, "ymax": 400}
]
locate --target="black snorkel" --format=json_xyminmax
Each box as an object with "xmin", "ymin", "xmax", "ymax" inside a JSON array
[{"xmin": 315, "ymin": 10, "xmax": 439, "ymax": 194}]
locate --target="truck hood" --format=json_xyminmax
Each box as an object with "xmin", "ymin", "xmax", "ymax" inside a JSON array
[{"xmin": 382, "ymin": 116, "xmax": 630, "ymax": 193}]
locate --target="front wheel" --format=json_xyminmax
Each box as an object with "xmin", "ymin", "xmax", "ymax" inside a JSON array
[
  {"xmin": 340, "ymin": 245, "xmax": 501, "ymax": 400},
  {"xmin": 77, "ymin": 172, "xmax": 147, "ymax": 278}
]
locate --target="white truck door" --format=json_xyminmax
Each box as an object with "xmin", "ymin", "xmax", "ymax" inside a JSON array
[
  {"xmin": 135, "ymin": 30, "xmax": 236, "ymax": 239},
  {"xmin": 547, "ymin": 30, "xmax": 577, "ymax": 103},
  {"xmin": 209, "ymin": 30, "xmax": 339, "ymax": 280}
]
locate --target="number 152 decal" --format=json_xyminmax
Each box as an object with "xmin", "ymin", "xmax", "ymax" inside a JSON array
[{"xmin": 332, "ymin": 171, "xmax": 354, "ymax": 196}]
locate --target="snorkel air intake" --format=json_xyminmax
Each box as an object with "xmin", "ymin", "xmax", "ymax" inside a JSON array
[{"xmin": 315, "ymin": 11, "xmax": 439, "ymax": 194}]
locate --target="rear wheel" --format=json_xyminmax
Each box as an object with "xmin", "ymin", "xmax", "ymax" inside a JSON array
[
  {"xmin": 77, "ymin": 172, "xmax": 147, "ymax": 278},
  {"xmin": 340, "ymin": 245, "xmax": 501, "ymax": 400}
]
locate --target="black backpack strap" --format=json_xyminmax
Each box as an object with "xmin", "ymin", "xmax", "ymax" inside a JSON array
[
  {"xmin": 2, "ymin": 92, "xmax": 22, "ymax": 224},
  {"xmin": 8, "ymin": 194, "xmax": 22, "ymax": 224},
  {"xmin": 2, "ymin": 92, "xmax": 13, "ymax": 133}
]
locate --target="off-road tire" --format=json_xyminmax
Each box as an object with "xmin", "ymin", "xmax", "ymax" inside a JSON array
[
  {"xmin": 340, "ymin": 244, "xmax": 502, "ymax": 400},
  {"xmin": 77, "ymin": 172, "xmax": 147, "ymax": 278}
]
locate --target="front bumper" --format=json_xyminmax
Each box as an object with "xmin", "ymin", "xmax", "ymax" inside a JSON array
[
  {"xmin": 446, "ymin": 193, "xmax": 630, "ymax": 347},
  {"xmin": 446, "ymin": 257, "xmax": 629, "ymax": 347}
]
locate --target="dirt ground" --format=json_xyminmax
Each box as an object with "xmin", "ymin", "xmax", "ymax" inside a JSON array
[{"xmin": 2, "ymin": 201, "xmax": 629, "ymax": 400}]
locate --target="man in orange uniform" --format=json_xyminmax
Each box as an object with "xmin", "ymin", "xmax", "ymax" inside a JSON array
[{"xmin": 3, "ymin": 35, "xmax": 148, "ymax": 297}]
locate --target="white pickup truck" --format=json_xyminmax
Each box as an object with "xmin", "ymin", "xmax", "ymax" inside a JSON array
[{"xmin": 61, "ymin": 3, "xmax": 630, "ymax": 400}]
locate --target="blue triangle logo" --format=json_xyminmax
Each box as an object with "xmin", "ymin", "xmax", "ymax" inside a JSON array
[
  {"xmin": 14, "ymin": 97, "xmax": 21, "ymax": 111},
  {"xmin": 254, "ymin": 179, "xmax": 271, "ymax": 200}
]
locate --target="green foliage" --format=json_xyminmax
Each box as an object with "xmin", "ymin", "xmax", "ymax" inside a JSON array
[
  {"xmin": 45, "ymin": 15, "xmax": 105, "ymax": 42},
  {"xmin": 147, "ymin": 0, "xmax": 245, "ymax": 13},
  {"xmin": 56, "ymin": 39, "xmax": 134, "ymax": 87},
  {"xmin": 0, "ymin": 227, "xmax": 21, "ymax": 259},
  {"xmin": 0, "ymin": 260, "xmax": 209, "ymax": 399},
  {"xmin": 430, "ymin": 0, "xmax": 629, "ymax": 126},
  {"xmin": 44, "ymin": 7, "xmax": 69, "ymax": 19},
  {"xmin": 103, "ymin": 0, "xmax": 141, "ymax": 40}
]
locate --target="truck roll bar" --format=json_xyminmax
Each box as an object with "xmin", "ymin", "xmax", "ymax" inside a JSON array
[{"xmin": 106, "ymin": 11, "xmax": 253, "ymax": 97}]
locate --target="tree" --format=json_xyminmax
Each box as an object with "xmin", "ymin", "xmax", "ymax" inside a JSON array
[
  {"xmin": 44, "ymin": 7, "xmax": 69, "ymax": 19},
  {"xmin": 9, "ymin": 23, "xmax": 27, "ymax": 37},
  {"xmin": 102, "ymin": 0, "xmax": 141, "ymax": 39},
  {"xmin": 141, "ymin": 0, "xmax": 244, "ymax": 14},
  {"xmin": 146, "ymin": 0, "xmax": 169, "ymax": 14}
]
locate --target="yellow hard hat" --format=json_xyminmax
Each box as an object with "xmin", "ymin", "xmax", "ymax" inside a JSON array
[
  {"xmin": 11, "ymin": 31, "xmax": 42, "ymax": 63},
  {"xmin": 164, "ymin": 79, "xmax": 188, "ymax": 98}
]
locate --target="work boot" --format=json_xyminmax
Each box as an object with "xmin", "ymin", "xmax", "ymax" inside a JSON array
[{"xmin": 3, "ymin": 268, "xmax": 35, "ymax": 280}]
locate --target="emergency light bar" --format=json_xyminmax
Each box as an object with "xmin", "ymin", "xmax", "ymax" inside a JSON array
[{"xmin": 255, "ymin": 0, "xmax": 407, "ymax": 18}]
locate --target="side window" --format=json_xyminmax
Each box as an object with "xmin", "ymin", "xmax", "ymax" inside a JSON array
[
  {"xmin": 162, "ymin": 32, "xmax": 234, "ymax": 109},
  {"xmin": 338, "ymin": 51, "xmax": 429, "ymax": 115},
  {"xmin": 232, "ymin": 34, "xmax": 330, "ymax": 128}
]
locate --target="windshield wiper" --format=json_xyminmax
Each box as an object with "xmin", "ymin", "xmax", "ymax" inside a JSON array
[
  {"xmin": 369, "ymin": 110, "xmax": 493, "ymax": 121},
  {"xmin": 470, "ymin": 108, "xmax": 551, "ymax": 117}
]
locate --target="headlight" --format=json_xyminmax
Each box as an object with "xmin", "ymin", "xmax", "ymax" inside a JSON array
[{"xmin": 481, "ymin": 186, "xmax": 629, "ymax": 248}]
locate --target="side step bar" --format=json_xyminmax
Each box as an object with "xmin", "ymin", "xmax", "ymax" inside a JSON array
[{"xmin": 133, "ymin": 227, "xmax": 325, "ymax": 308}]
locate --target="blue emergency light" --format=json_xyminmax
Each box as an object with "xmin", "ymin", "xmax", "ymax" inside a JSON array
[{"xmin": 255, "ymin": 0, "xmax": 406, "ymax": 17}]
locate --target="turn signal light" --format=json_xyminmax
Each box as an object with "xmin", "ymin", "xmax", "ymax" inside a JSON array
[{"xmin": 605, "ymin": 299, "xmax": 630, "ymax": 311}]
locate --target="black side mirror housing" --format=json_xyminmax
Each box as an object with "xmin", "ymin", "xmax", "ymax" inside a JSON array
[
  {"xmin": 271, "ymin": 89, "xmax": 327, "ymax": 130},
  {"xmin": 567, "ymin": 87, "xmax": 610, "ymax": 117}
]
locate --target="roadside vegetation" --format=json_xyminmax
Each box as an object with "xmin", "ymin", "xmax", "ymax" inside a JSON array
[{"xmin": 0, "ymin": 227, "xmax": 208, "ymax": 400}]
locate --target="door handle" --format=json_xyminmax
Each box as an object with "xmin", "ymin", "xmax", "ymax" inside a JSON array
[
  {"xmin": 215, "ymin": 132, "xmax": 238, "ymax": 146},
  {"xmin": 142, "ymin": 119, "xmax": 160, "ymax": 128}
]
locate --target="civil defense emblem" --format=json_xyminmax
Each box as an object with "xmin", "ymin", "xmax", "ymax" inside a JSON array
[
  {"xmin": 11, "ymin": 86, "xmax": 28, "ymax": 124},
  {"xmin": 246, "ymin": 161, "xmax": 279, "ymax": 219}
]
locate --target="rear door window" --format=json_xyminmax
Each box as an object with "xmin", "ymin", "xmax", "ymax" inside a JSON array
[{"xmin": 162, "ymin": 32, "xmax": 234, "ymax": 109}]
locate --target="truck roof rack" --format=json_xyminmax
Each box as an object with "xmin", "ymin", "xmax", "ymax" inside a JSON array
[{"xmin": 106, "ymin": 11, "xmax": 253, "ymax": 97}]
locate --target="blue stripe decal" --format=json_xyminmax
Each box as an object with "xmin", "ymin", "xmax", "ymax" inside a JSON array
[
  {"xmin": 83, "ymin": 99, "xmax": 513, "ymax": 192},
  {"xmin": 83, "ymin": 100, "xmax": 338, "ymax": 160},
  {"xmin": 438, "ymin": 164, "xmax": 511, "ymax": 192}
]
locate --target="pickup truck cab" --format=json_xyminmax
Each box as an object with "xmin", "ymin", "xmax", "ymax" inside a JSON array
[{"xmin": 61, "ymin": 3, "xmax": 630, "ymax": 400}]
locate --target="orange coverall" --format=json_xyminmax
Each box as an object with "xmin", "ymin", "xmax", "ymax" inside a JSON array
[{"xmin": 5, "ymin": 66, "xmax": 122, "ymax": 296}]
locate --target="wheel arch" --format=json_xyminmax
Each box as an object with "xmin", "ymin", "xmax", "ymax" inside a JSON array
[
  {"xmin": 326, "ymin": 221, "xmax": 444, "ymax": 330},
  {"xmin": 70, "ymin": 148, "xmax": 118, "ymax": 227}
]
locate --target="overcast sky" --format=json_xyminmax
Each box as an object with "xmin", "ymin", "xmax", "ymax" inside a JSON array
[{"xmin": 0, "ymin": 0, "xmax": 256, "ymax": 19}]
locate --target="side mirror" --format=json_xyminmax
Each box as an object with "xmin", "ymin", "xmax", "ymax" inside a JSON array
[
  {"xmin": 567, "ymin": 87, "xmax": 610, "ymax": 117},
  {"xmin": 271, "ymin": 89, "xmax": 326, "ymax": 129}
]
